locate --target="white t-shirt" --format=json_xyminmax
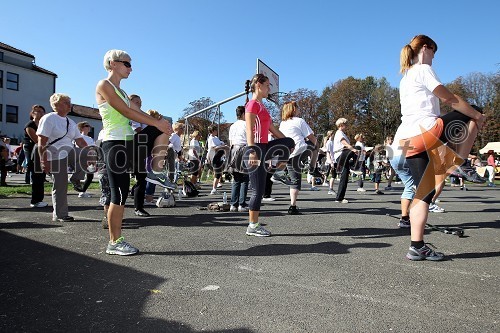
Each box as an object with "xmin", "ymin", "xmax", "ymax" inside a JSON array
[
  {"xmin": 325, "ymin": 139, "xmax": 335, "ymax": 165},
  {"xmin": 207, "ymin": 134, "xmax": 223, "ymax": 158},
  {"xmin": 279, "ymin": 117, "xmax": 313, "ymax": 159},
  {"xmin": 37, "ymin": 112, "xmax": 82, "ymax": 161},
  {"xmin": 355, "ymin": 141, "xmax": 366, "ymax": 161},
  {"xmin": 333, "ymin": 129, "xmax": 349, "ymax": 161},
  {"xmin": 229, "ymin": 120, "xmax": 247, "ymax": 146},
  {"xmin": 188, "ymin": 139, "xmax": 201, "ymax": 160},
  {"xmin": 399, "ymin": 64, "xmax": 442, "ymax": 139},
  {"xmin": 81, "ymin": 134, "xmax": 95, "ymax": 146},
  {"xmin": 169, "ymin": 133, "xmax": 182, "ymax": 153}
]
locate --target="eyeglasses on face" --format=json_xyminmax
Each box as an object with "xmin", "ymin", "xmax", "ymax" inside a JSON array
[{"xmin": 114, "ymin": 60, "xmax": 132, "ymax": 68}]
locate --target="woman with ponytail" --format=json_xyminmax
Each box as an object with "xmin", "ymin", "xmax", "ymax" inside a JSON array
[
  {"xmin": 244, "ymin": 74, "xmax": 295, "ymax": 237},
  {"xmin": 395, "ymin": 35, "xmax": 485, "ymax": 261}
]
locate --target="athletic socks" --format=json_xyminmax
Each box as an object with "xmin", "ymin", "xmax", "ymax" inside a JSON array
[{"xmin": 411, "ymin": 240, "xmax": 425, "ymax": 249}]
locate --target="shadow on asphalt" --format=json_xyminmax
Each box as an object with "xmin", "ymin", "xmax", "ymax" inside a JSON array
[
  {"xmin": 141, "ymin": 241, "xmax": 391, "ymax": 257},
  {"xmin": 0, "ymin": 231, "xmax": 254, "ymax": 333}
]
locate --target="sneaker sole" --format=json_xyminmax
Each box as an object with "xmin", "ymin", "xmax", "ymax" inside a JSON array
[
  {"xmin": 246, "ymin": 232, "xmax": 271, "ymax": 237},
  {"xmin": 145, "ymin": 177, "xmax": 177, "ymax": 190},
  {"xmin": 105, "ymin": 249, "xmax": 139, "ymax": 256},
  {"xmin": 405, "ymin": 253, "xmax": 445, "ymax": 261}
]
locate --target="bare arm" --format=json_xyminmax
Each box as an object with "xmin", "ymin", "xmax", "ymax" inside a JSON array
[
  {"xmin": 25, "ymin": 127, "xmax": 38, "ymax": 143},
  {"xmin": 37, "ymin": 135, "xmax": 50, "ymax": 173},
  {"xmin": 74, "ymin": 138, "xmax": 88, "ymax": 148},
  {"xmin": 96, "ymin": 80, "xmax": 172, "ymax": 135},
  {"xmin": 433, "ymin": 85, "xmax": 485, "ymax": 129},
  {"xmin": 269, "ymin": 124, "xmax": 285, "ymax": 139},
  {"xmin": 340, "ymin": 138, "xmax": 357, "ymax": 153},
  {"xmin": 306, "ymin": 133, "xmax": 317, "ymax": 146}
]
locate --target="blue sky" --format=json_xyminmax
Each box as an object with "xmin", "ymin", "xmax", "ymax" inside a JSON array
[{"xmin": 3, "ymin": 0, "xmax": 499, "ymax": 123}]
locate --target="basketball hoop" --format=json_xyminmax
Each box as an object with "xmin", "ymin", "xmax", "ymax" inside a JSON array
[{"xmin": 267, "ymin": 92, "xmax": 289, "ymax": 109}]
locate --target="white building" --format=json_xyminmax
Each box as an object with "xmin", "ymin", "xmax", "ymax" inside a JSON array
[
  {"xmin": 0, "ymin": 42, "xmax": 103, "ymax": 143},
  {"xmin": 0, "ymin": 42, "xmax": 57, "ymax": 144}
]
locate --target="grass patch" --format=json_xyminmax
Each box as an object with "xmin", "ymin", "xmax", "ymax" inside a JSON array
[{"xmin": 0, "ymin": 182, "xmax": 101, "ymax": 197}]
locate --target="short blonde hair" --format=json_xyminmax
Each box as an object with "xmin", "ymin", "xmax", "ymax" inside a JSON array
[
  {"xmin": 281, "ymin": 101, "xmax": 298, "ymax": 121},
  {"xmin": 190, "ymin": 130, "xmax": 200, "ymax": 139},
  {"xmin": 147, "ymin": 109, "xmax": 162, "ymax": 120},
  {"xmin": 335, "ymin": 118, "xmax": 347, "ymax": 127},
  {"xmin": 77, "ymin": 122, "xmax": 90, "ymax": 131},
  {"xmin": 354, "ymin": 133, "xmax": 364, "ymax": 141},
  {"xmin": 50, "ymin": 93, "xmax": 71, "ymax": 109},
  {"xmin": 173, "ymin": 122, "xmax": 185, "ymax": 131},
  {"xmin": 103, "ymin": 49, "xmax": 130, "ymax": 71}
]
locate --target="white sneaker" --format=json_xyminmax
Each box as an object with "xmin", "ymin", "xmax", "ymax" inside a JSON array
[
  {"xmin": 210, "ymin": 189, "xmax": 217, "ymax": 195},
  {"xmin": 356, "ymin": 188, "xmax": 366, "ymax": 192},
  {"xmin": 238, "ymin": 206, "xmax": 249, "ymax": 212},
  {"xmin": 322, "ymin": 182, "xmax": 329, "ymax": 187},
  {"xmin": 216, "ymin": 183, "xmax": 223, "ymax": 188},
  {"xmin": 30, "ymin": 202, "xmax": 48, "ymax": 208},
  {"xmin": 262, "ymin": 197, "xmax": 276, "ymax": 202},
  {"xmin": 230, "ymin": 205, "xmax": 237, "ymax": 212},
  {"xmin": 327, "ymin": 190, "xmax": 337, "ymax": 196},
  {"xmin": 429, "ymin": 203, "xmax": 445, "ymax": 213},
  {"xmin": 310, "ymin": 186, "xmax": 320, "ymax": 191},
  {"xmin": 335, "ymin": 199, "xmax": 349, "ymax": 204},
  {"xmin": 144, "ymin": 200, "xmax": 156, "ymax": 206},
  {"xmin": 78, "ymin": 192, "xmax": 92, "ymax": 198}
]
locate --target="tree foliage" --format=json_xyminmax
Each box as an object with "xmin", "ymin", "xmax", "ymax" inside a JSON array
[{"xmin": 181, "ymin": 97, "xmax": 225, "ymax": 141}]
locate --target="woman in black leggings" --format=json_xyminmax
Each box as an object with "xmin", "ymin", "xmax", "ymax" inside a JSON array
[{"xmin": 244, "ymin": 74, "xmax": 294, "ymax": 237}]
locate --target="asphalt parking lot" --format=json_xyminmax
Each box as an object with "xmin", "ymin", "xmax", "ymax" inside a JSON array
[{"xmin": 1, "ymin": 173, "xmax": 499, "ymax": 333}]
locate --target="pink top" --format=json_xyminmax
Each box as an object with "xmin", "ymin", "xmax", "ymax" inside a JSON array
[
  {"xmin": 488, "ymin": 155, "xmax": 495, "ymax": 167},
  {"xmin": 245, "ymin": 100, "xmax": 271, "ymax": 144}
]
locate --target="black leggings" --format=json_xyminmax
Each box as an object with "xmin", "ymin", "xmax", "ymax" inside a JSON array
[
  {"xmin": 247, "ymin": 138, "xmax": 295, "ymax": 211},
  {"xmin": 133, "ymin": 126, "xmax": 163, "ymax": 210},
  {"xmin": 102, "ymin": 140, "xmax": 133, "ymax": 205},
  {"xmin": 407, "ymin": 111, "xmax": 474, "ymax": 204}
]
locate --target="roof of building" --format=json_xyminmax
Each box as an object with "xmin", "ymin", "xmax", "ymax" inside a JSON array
[
  {"xmin": 70, "ymin": 104, "xmax": 101, "ymax": 120},
  {"xmin": 0, "ymin": 41, "xmax": 57, "ymax": 77},
  {"xmin": 0, "ymin": 42, "xmax": 35, "ymax": 58}
]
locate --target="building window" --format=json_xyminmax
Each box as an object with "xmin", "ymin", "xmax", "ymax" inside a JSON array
[
  {"xmin": 6, "ymin": 105, "xmax": 18, "ymax": 123},
  {"xmin": 0, "ymin": 51, "xmax": 3, "ymax": 61},
  {"xmin": 0, "ymin": 104, "xmax": 2, "ymax": 122},
  {"xmin": 7, "ymin": 72, "xmax": 19, "ymax": 91},
  {"xmin": 0, "ymin": 70, "xmax": 3, "ymax": 88}
]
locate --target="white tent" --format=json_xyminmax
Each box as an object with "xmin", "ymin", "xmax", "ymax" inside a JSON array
[{"xmin": 479, "ymin": 142, "xmax": 500, "ymax": 154}]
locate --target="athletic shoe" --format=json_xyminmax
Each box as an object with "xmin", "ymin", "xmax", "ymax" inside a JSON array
[
  {"xmin": 271, "ymin": 173, "xmax": 297, "ymax": 186},
  {"xmin": 288, "ymin": 205, "xmax": 301, "ymax": 215},
  {"xmin": 398, "ymin": 219, "xmax": 411, "ymax": 228},
  {"xmin": 460, "ymin": 186, "xmax": 468, "ymax": 191},
  {"xmin": 356, "ymin": 188, "xmax": 366, "ymax": 192},
  {"xmin": 310, "ymin": 186, "xmax": 320, "ymax": 191},
  {"xmin": 328, "ymin": 190, "xmax": 337, "ymax": 196},
  {"xmin": 101, "ymin": 216, "xmax": 108, "ymax": 229},
  {"xmin": 308, "ymin": 168, "xmax": 323, "ymax": 178},
  {"xmin": 238, "ymin": 206, "xmax": 249, "ymax": 212},
  {"xmin": 230, "ymin": 205, "xmax": 237, "ymax": 212},
  {"xmin": 78, "ymin": 192, "xmax": 92, "ymax": 198},
  {"xmin": 335, "ymin": 199, "xmax": 349, "ymax": 204},
  {"xmin": 134, "ymin": 209, "xmax": 150, "ymax": 217},
  {"xmin": 384, "ymin": 185, "xmax": 393, "ymax": 191},
  {"xmin": 210, "ymin": 189, "xmax": 217, "ymax": 195},
  {"xmin": 322, "ymin": 182, "xmax": 329, "ymax": 187},
  {"xmin": 429, "ymin": 203, "xmax": 445, "ymax": 213},
  {"xmin": 144, "ymin": 200, "xmax": 156, "ymax": 206},
  {"xmin": 487, "ymin": 182, "xmax": 496, "ymax": 187},
  {"xmin": 146, "ymin": 171, "xmax": 177, "ymax": 189},
  {"xmin": 262, "ymin": 196, "xmax": 276, "ymax": 202},
  {"xmin": 30, "ymin": 202, "xmax": 48, "ymax": 208},
  {"xmin": 106, "ymin": 236, "xmax": 139, "ymax": 256},
  {"xmin": 52, "ymin": 216, "xmax": 75, "ymax": 222},
  {"xmin": 406, "ymin": 244, "xmax": 445, "ymax": 261},
  {"xmin": 217, "ymin": 183, "xmax": 223, "ymax": 188},
  {"xmin": 375, "ymin": 190, "xmax": 385, "ymax": 195},
  {"xmin": 246, "ymin": 224, "xmax": 271, "ymax": 237}
]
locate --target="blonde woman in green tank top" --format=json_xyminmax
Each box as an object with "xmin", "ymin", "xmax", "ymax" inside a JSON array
[{"xmin": 95, "ymin": 49, "xmax": 173, "ymax": 256}]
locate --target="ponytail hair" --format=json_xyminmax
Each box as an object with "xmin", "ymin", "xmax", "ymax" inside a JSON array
[
  {"xmin": 399, "ymin": 35, "xmax": 437, "ymax": 74},
  {"xmin": 245, "ymin": 73, "xmax": 269, "ymax": 103}
]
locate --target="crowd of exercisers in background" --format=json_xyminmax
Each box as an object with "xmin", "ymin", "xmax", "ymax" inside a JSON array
[{"xmin": 0, "ymin": 34, "xmax": 498, "ymax": 260}]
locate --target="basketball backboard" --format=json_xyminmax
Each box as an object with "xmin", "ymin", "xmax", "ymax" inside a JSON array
[{"xmin": 257, "ymin": 59, "xmax": 279, "ymax": 102}]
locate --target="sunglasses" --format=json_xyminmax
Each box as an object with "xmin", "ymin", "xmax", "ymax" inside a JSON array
[
  {"xmin": 83, "ymin": 124, "xmax": 90, "ymax": 128},
  {"xmin": 115, "ymin": 60, "xmax": 132, "ymax": 68}
]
